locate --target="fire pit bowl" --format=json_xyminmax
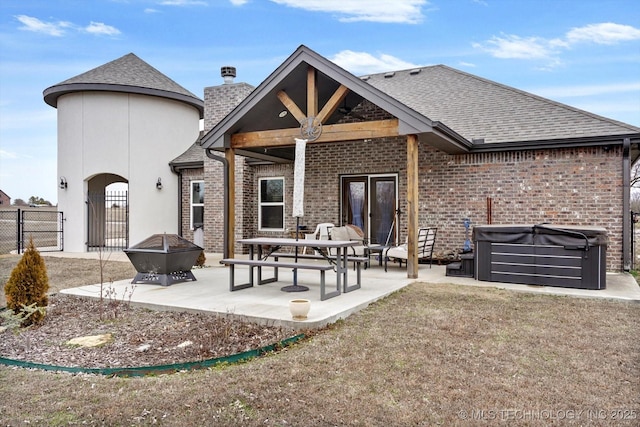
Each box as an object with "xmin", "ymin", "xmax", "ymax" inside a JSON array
[{"xmin": 124, "ymin": 234, "xmax": 203, "ymax": 286}]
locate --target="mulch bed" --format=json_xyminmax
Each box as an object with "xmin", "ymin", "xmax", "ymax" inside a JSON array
[{"xmin": 0, "ymin": 293, "xmax": 295, "ymax": 369}]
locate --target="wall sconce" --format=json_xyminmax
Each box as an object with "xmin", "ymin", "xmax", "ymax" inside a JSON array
[
  {"xmin": 59, "ymin": 177, "xmax": 68, "ymax": 189},
  {"xmin": 156, "ymin": 177, "xmax": 163, "ymax": 190}
]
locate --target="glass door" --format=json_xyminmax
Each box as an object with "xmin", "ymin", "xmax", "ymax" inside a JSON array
[
  {"xmin": 370, "ymin": 176, "xmax": 397, "ymax": 245},
  {"xmin": 341, "ymin": 177, "xmax": 367, "ymax": 231},
  {"xmin": 341, "ymin": 174, "xmax": 397, "ymax": 245}
]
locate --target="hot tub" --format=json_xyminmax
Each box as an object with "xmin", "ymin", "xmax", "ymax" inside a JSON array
[{"xmin": 473, "ymin": 224, "xmax": 607, "ymax": 289}]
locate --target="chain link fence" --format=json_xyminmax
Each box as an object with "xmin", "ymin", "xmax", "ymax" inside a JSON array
[{"xmin": 0, "ymin": 208, "xmax": 63, "ymax": 254}]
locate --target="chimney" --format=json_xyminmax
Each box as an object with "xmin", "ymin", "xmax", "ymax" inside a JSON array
[
  {"xmin": 221, "ymin": 66, "xmax": 236, "ymax": 84},
  {"xmin": 203, "ymin": 67, "xmax": 253, "ymax": 132}
]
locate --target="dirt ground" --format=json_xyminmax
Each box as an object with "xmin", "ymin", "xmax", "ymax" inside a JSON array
[{"xmin": 1, "ymin": 255, "xmax": 639, "ymax": 426}]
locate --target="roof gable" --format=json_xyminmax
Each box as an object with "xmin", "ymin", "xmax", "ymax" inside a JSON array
[
  {"xmin": 200, "ymin": 45, "xmax": 471, "ymax": 154},
  {"xmin": 43, "ymin": 53, "xmax": 203, "ymax": 117}
]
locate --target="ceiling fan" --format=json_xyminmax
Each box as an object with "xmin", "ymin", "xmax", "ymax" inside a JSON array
[{"xmin": 337, "ymin": 98, "xmax": 366, "ymax": 121}]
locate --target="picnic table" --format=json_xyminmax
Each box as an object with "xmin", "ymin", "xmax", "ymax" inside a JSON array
[{"xmin": 220, "ymin": 237, "xmax": 365, "ymax": 300}]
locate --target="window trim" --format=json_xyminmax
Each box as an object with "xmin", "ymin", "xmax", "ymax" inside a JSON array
[
  {"xmin": 190, "ymin": 180, "xmax": 204, "ymax": 230},
  {"xmin": 258, "ymin": 176, "xmax": 285, "ymax": 231}
]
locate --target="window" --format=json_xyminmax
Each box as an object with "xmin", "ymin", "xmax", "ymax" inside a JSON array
[
  {"xmin": 259, "ymin": 177, "xmax": 284, "ymax": 230},
  {"xmin": 191, "ymin": 181, "xmax": 204, "ymax": 229}
]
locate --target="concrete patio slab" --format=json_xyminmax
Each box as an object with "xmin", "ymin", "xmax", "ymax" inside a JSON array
[{"xmin": 49, "ymin": 252, "xmax": 640, "ymax": 331}]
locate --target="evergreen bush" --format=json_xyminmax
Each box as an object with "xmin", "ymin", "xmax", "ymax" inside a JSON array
[{"xmin": 4, "ymin": 237, "xmax": 49, "ymax": 326}]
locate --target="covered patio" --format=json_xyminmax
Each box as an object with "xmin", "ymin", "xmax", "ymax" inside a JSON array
[{"xmin": 200, "ymin": 45, "xmax": 471, "ymax": 279}]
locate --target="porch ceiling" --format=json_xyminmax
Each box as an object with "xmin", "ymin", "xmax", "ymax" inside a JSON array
[{"xmin": 228, "ymin": 62, "xmax": 366, "ymax": 134}]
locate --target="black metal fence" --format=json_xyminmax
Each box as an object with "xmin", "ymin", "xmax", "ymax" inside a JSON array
[
  {"xmin": 87, "ymin": 191, "xmax": 128, "ymax": 252},
  {"xmin": 0, "ymin": 208, "xmax": 64, "ymax": 254}
]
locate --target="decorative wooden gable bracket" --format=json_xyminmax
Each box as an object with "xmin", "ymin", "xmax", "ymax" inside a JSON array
[{"xmin": 230, "ymin": 65, "xmax": 400, "ymax": 148}]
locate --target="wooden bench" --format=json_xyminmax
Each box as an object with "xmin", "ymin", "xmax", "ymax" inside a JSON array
[{"xmin": 220, "ymin": 258, "xmax": 340, "ymax": 300}]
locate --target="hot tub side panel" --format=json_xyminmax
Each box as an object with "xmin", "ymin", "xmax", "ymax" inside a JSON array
[{"xmin": 474, "ymin": 225, "xmax": 607, "ymax": 290}]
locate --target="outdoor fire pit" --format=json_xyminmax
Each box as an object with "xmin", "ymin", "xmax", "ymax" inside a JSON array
[{"xmin": 124, "ymin": 234, "xmax": 203, "ymax": 286}]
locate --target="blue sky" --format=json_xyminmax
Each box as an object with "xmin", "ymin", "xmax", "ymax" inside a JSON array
[{"xmin": 1, "ymin": 0, "xmax": 639, "ymax": 204}]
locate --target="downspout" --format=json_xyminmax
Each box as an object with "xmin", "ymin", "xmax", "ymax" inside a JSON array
[
  {"xmin": 177, "ymin": 172, "xmax": 183, "ymax": 237},
  {"xmin": 623, "ymin": 138, "xmax": 631, "ymax": 271},
  {"xmin": 205, "ymin": 148, "xmax": 229, "ymax": 259}
]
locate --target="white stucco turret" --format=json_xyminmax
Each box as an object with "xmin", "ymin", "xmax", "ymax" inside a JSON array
[{"xmin": 43, "ymin": 53, "xmax": 204, "ymax": 252}]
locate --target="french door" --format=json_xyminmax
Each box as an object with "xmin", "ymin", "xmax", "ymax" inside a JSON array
[{"xmin": 340, "ymin": 174, "xmax": 398, "ymax": 245}]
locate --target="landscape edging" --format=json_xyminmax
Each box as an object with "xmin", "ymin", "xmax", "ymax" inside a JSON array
[{"xmin": 0, "ymin": 333, "xmax": 305, "ymax": 377}]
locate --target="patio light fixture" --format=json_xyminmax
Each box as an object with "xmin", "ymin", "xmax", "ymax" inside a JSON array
[
  {"xmin": 156, "ymin": 177, "xmax": 162, "ymax": 190},
  {"xmin": 59, "ymin": 176, "xmax": 68, "ymax": 189}
]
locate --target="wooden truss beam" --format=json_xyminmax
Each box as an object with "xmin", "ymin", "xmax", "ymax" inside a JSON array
[
  {"xmin": 307, "ymin": 67, "xmax": 317, "ymax": 118},
  {"xmin": 317, "ymin": 84, "xmax": 349, "ymax": 124},
  {"xmin": 276, "ymin": 90, "xmax": 306, "ymax": 124},
  {"xmin": 230, "ymin": 119, "xmax": 400, "ymax": 148}
]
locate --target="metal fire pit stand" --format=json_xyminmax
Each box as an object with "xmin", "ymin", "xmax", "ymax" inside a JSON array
[{"xmin": 125, "ymin": 233, "xmax": 203, "ymax": 286}]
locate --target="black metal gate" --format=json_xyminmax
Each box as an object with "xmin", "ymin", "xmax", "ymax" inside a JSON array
[
  {"xmin": 87, "ymin": 191, "xmax": 129, "ymax": 252},
  {"xmin": 0, "ymin": 209, "xmax": 64, "ymax": 254},
  {"xmin": 21, "ymin": 209, "xmax": 64, "ymax": 253}
]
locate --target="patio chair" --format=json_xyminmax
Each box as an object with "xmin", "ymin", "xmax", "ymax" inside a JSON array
[
  {"xmin": 383, "ymin": 227, "xmax": 437, "ymax": 272},
  {"xmin": 328, "ymin": 225, "xmax": 369, "ymax": 268},
  {"xmin": 304, "ymin": 223, "xmax": 334, "ymax": 254}
]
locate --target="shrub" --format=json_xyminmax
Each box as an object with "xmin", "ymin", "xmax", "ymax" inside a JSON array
[
  {"xmin": 195, "ymin": 251, "xmax": 206, "ymax": 268},
  {"xmin": 4, "ymin": 237, "xmax": 49, "ymax": 326}
]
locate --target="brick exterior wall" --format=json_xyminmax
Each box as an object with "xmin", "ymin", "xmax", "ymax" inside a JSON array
[
  {"xmin": 244, "ymin": 140, "xmax": 624, "ymax": 270},
  {"xmin": 422, "ymin": 144, "xmax": 623, "ymax": 271}
]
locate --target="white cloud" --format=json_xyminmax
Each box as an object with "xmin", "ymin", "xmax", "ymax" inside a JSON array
[
  {"xmin": 566, "ymin": 22, "xmax": 640, "ymax": 45},
  {"xmin": 330, "ymin": 50, "xmax": 420, "ymax": 74},
  {"xmin": 84, "ymin": 22, "xmax": 121, "ymax": 36},
  {"xmin": 472, "ymin": 34, "xmax": 557, "ymax": 60},
  {"xmin": 145, "ymin": 8, "xmax": 161, "ymax": 13},
  {"xmin": 270, "ymin": 0, "xmax": 428, "ymax": 24},
  {"xmin": 15, "ymin": 15, "xmax": 121, "ymax": 37},
  {"xmin": 15, "ymin": 15, "xmax": 72, "ymax": 37},
  {"xmin": 474, "ymin": 22, "xmax": 640, "ymax": 65},
  {"xmin": 458, "ymin": 61, "xmax": 476, "ymax": 68},
  {"xmin": 159, "ymin": 0, "xmax": 208, "ymax": 5},
  {"xmin": 0, "ymin": 149, "xmax": 18, "ymax": 160},
  {"xmin": 229, "ymin": 0, "xmax": 249, "ymax": 5}
]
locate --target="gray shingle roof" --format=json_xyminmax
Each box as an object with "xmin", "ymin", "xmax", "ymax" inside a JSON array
[
  {"xmin": 364, "ymin": 65, "xmax": 640, "ymax": 144},
  {"xmin": 43, "ymin": 53, "xmax": 203, "ymax": 116},
  {"xmin": 170, "ymin": 141, "xmax": 204, "ymax": 169}
]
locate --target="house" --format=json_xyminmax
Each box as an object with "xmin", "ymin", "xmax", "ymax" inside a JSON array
[
  {"xmin": 173, "ymin": 45, "xmax": 639, "ymax": 277},
  {"xmin": 46, "ymin": 45, "xmax": 640, "ymax": 278},
  {"xmin": 0, "ymin": 190, "xmax": 10, "ymax": 206}
]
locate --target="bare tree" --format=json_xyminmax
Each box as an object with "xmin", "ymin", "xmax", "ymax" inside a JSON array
[
  {"xmin": 632, "ymin": 192, "xmax": 640, "ymax": 214},
  {"xmin": 632, "ymin": 160, "xmax": 640, "ymax": 189}
]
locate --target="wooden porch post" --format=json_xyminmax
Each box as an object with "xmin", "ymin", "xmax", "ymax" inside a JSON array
[
  {"xmin": 407, "ymin": 134, "xmax": 419, "ymax": 278},
  {"xmin": 226, "ymin": 147, "xmax": 235, "ymax": 257}
]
